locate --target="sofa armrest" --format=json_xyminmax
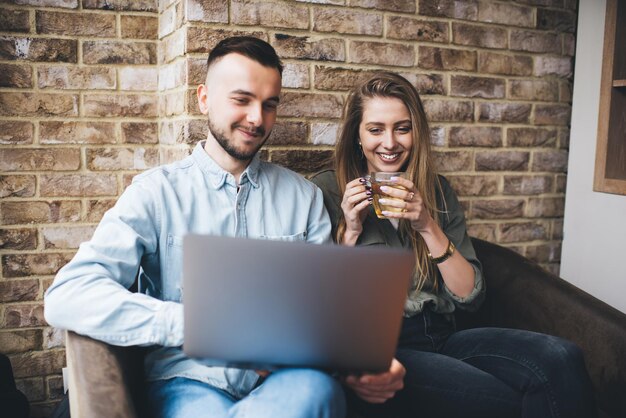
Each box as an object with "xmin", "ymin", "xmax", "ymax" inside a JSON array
[
  {"xmin": 464, "ymin": 238, "xmax": 626, "ymax": 418},
  {"xmin": 66, "ymin": 331, "xmax": 145, "ymax": 418}
]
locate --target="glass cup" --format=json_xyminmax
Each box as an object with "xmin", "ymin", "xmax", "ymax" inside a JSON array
[{"xmin": 368, "ymin": 172, "xmax": 408, "ymax": 219}]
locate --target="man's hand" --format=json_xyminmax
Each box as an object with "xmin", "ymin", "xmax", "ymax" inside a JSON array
[
  {"xmin": 255, "ymin": 370, "xmax": 271, "ymax": 377},
  {"xmin": 343, "ymin": 358, "xmax": 405, "ymax": 403}
]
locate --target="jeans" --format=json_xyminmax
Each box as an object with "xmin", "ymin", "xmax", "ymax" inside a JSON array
[
  {"xmin": 147, "ymin": 368, "xmax": 346, "ymax": 418},
  {"xmin": 348, "ymin": 309, "xmax": 597, "ymax": 418}
]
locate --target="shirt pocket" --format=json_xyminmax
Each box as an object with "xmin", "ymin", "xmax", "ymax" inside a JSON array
[
  {"xmin": 164, "ymin": 234, "xmax": 184, "ymax": 302},
  {"xmin": 259, "ymin": 231, "xmax": 307, "ymax": 242}
]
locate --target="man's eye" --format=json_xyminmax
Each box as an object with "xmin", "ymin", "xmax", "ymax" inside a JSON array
[
  {"xmin": 233, "ymin": 97, "xmax": 248, "ymax": 104},
  {"xmin": 264, "ymin": 102, "xmax": 278, "ymax": 111}
]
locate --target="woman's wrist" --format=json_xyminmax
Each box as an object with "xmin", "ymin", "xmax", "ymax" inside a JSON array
[{"xmin": 342, "ymin": 229, "xmax": 361, "ymax": 246}]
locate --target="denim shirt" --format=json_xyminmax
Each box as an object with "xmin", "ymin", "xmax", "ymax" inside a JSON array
[{"xmin": 44, "ymin": 142, "xmax": 332, "ymax": 399}]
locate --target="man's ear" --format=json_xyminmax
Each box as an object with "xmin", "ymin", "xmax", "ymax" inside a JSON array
[{"xmin": 197, "ymin": 84, "xmax": 209, "ymax": 115}]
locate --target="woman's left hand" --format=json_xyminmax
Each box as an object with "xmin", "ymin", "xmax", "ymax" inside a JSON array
[{"xmin": 378, "ymin": 176, "xmax": 433, "ymax": 233}]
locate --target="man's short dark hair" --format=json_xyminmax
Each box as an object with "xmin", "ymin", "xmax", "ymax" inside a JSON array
[{"xmin": 207, "ymin": 36, "xmax": 283, "ymax": 76}]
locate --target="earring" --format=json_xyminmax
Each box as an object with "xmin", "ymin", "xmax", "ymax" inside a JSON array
[{"xmin": 358, "ymin": 141, "xmax": 364, "ymax": 159}]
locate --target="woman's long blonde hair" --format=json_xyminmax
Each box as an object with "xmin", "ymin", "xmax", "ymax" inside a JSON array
[{"xmin": 335, "ymin": 72, "xmax": 441, "ymax": 291}]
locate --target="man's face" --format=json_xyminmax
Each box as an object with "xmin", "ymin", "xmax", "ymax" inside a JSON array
[{"xmin": 197, "ymin": 53, "xmax": 281, "ymax": 162}]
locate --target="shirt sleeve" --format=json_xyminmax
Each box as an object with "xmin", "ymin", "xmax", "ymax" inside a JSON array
[
  {"xmin": 438, "ymin": 177, "xmax": 486, "ymax": 312},
  {"xmin": 305, "ymin": 178, "xmax": 333, "ymax": 245},
  {"xmin": 44, "ymin": 178, "xmax": 184, "ymax": 347}
]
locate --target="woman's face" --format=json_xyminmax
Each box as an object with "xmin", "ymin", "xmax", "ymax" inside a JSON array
[{"xmin": 358, "ymin": 96, "xmax": 413, "ymax": 173}]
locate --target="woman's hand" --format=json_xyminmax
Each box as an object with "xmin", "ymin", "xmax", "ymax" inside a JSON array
[
  {"xmin": 343, "ymin": 358, "xmax": 405, "ymax": 404},
  {"xmin": 378, "ymin": 176, "xmax": 435, "ymax": 233},
  {"xmin": 340, "ymin": 177, "xmax": 372, "ymax": 245}
]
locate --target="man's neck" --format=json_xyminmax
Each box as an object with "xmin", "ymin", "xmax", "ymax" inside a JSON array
[{"xmin": 203, "ymin": 136, "xmax": 250, "ymax": 184}]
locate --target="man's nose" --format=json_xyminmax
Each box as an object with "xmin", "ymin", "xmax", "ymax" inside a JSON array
[{"xmin": 246, "ymin": 104, "xmax": 263, "ymax": 127}]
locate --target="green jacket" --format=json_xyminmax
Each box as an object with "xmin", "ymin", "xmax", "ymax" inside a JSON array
[{"xmin": 310, "ymin": 169, "xmax": 485, "ymax": 317}]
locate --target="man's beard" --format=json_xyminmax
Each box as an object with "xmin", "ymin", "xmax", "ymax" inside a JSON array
[{"xmin": 208, "ymin": 116, "xmax": 267, "ymax": 162}]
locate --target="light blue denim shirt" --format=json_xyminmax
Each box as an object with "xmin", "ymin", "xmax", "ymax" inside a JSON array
[{"xmin": 44, "ymin": 141, "xmax": 332, "ymax": 399}]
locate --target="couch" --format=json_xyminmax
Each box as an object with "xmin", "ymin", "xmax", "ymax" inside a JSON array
[{"xmin": 64, "ymin": 238, "xmax": 626, "ymax": 417}]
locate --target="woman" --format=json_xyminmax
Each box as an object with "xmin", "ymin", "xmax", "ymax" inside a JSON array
[{"xmin": 311, "ymin": 72, "xmax": 596, "ymax": 418}]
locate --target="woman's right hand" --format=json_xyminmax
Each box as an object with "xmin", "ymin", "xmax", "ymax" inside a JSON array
[{"xmin": 340, "ymin": 177, "xmax": 372, "ymax": 245}]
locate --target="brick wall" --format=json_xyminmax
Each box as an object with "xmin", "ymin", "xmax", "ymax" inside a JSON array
[{"xmin": 0, "ymin": 0, "xmax": 577, "ymax": 414}]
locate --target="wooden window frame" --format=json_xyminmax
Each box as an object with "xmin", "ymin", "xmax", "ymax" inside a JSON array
[{"xmin": 594, "ymin": 0, "xmax": 626, "ymax": 195}]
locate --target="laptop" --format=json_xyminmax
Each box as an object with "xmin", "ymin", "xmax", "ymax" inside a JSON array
[{"xmin": 182, "ymin": 235, "xmax": 414, "ymax": 373}]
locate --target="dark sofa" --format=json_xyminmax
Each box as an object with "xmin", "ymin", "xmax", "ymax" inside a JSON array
[{"xmin": 64, "ymin": 238, "xmax": 626, "ymax": 417}]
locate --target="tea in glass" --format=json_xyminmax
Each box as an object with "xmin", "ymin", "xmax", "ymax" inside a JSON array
[{"xmin": 369, "ymin": 172, "xmax": 408, "ymax": 219}]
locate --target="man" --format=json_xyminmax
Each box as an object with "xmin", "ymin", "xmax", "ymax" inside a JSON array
[{"xmin": 44, "ymin": 37, "xmax": 346, "ymax": 418}]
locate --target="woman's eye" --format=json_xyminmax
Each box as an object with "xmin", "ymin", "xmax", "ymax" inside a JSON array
[
  {"xmin": 368, "ymin": 128, "xmax": 382, "ymax": 134},
  {"xmin": 396, "ymin": 126, "xmax": 411, "ymax": 133}
]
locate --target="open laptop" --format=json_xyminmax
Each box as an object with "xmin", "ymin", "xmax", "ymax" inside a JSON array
[{"xmin": 182, "ymin": 235, "xmax": 414, "ymax": 373}]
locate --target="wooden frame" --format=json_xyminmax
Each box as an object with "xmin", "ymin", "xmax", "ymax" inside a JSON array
[{"xmin": 593, "ymin": 0, "xmax": 626, "ymax": 195}]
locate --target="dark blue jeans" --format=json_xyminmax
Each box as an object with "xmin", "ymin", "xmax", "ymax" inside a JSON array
[{"xmin": 347, "ymin": 309, "xmax": 597, "ymax": 418}]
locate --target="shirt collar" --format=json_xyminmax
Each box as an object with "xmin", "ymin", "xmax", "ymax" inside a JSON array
[{"xmin": 191, "ymin": 141, "xmax": 261, "ymax": 190}]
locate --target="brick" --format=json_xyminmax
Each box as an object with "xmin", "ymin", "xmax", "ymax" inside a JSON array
[
  {"xmin": 452, "ymin": 23, "xmax": 507, "ymax": 49},
  {"xmin": 36, "ymin": 11, "xmax": 115, "ymax": 37},
  {"xmin": 86, "ymin": 199, "xmax": 115, "ymax": 223},
  {"xmin": 314, "ymin": 66, "xmax": 376, "ymax": 91},
  {"xmin": 386, "ymin": 17, "xmax": 448, "ymax": 43},
  {"xmin": 0, "ymin": 330, "xmax": 42, "ymax": 354},
  {"xmin": 272, "ymin": 34, "xmax": 345, "ymax": 62},
  {"xmin": 165, "ymin": 90, "xmax": 187, "ymax": 116},
  {"xmin": 503, "ymin": 176, "xmax": 553, "ymax": 195},
  {"xmin": 0, "ymin": 148, "xmax": 80, "ymax": 171},
  {"xmin": 40, "ymin": 121, "xmax": 116, "ymax": 145},
  {"xmin": 0, "ymin": 93, "xmax": 78, "ymax": 117},
  {"xmin": 558, "ymin": 128, "xmax": 570, "ymax": 149},
  {"xmin": 159, "ymin": 20, "xmax": 184, "ymax": 60},
  {"xmin": 466, "ymin": 222, "xmax": 496, "ymax": 241},
  {"xmin": 552, "ymin": 219, "xmax": 563, "ymax": 240},
  {"xmin": 411, "ymin": 73, "xmax": 445, "ymax": 95},
  {"xmin": 314, "ymin": 8, "xmax": 381, "ymax": 35},
  {"xmin": 515, "ymin": 0, "xmax": 562, "ymax": 6},
  {"xmin": 527, "ymin": 197, "xmax": 564, "ymax": 217},
  {"xmin": 0, "ymin": 37, "xmax": 77, "ymax": 62},
  {"xmin": 0, "ymin": 280, "xmax": 39, "ymax": 303},
  {"xmin": 311, "ymin": 122, "xmax": 340, "ymax": 146},
  {"xmin": 16, "ymin": 378, "xmax": 45, "ymax": 402},
  {"xmin": 47, "ymin": 375, "xmax": 64, "ymax": 400},
  {"xmin": 42, "ymin": 225, "xmax": 96, "ymax": 249},
  {"xmin": 0, "ymin": 9, "xmax": 30, "ymax": 33},
  {"xmin": 158, "ymin": 2, "xmax": 183, "ymax": 39},
  {"xmin": 507, "ymin": 127, "xmax": 556, "ymax": 147},
  {"xmin": 537, "ymin": 8, "xmax": 576, "ymax": 32},
  {"xmin": 0, "ymin": 121, "xmax": 34, "ymax": 145},
  {"xmin": 534, "ymin": 104, "xmax": 571, "ymax": 126},
  {"xmin": 532, "ymin": 150, "xmax": 568, "ymax": 172},
  {"xmin": 282, "ymin": 63, "xmax": 310, "ymax": 89},
  {"xmin": 510, "ymin": 30, "xmax": 560, "ymax": 53},
  {"xmin": 509, "ymin": 80, "xmax": 559, "ymax": 102},
  {"xmin": 479, "ymin": 103, "xmax": 531, "ymax": 123},
  {"xmin": 186, "ymin": 0, "xmax": 228, "ymax": 23},
  {"xmin": 430, "ymin": 126, "xmax": 445, "ymax": 147},
  {"xmin": 423, "ymin": 99, "xmax": 473, "ymax": 122},
  {"xmin": 559, "ymin": 81, "xmax": 573, "ymax": 103},
  {"xmin": 159, "ymin": 59, "xmax": 185, "ymax": 92},
  {"xmin": 44, "ymin": 327, "xmax": 65, "ymax": 349},
  {"xmin": 471, "ymin": 199, "xmax": 525, "ymax": 219},
  {"xmin": 350, "ymin": 0, "xmax": 415, "ymax": 12},
  {"xmin": 526, "ymin": 242, "xmax": 561, "ymax": 263},
  {"xmin": 295, "ymin": 0, "xmax": 343, "ymax": 3},
  {"xmin": 270, "ymin": 150, "xmax": 333, "ymax": 174},
  {"xmin": 187, "ymin": 57, "xmax": 207, "ymax": 85},
  {"xmin": 0, "ymin": 175, "xmax": 36, "ymax": 198},
  {"xmin": 499, "ymin": 221, "xmax": 549, "ymax": 243},
  {"xmin": 84, "ymin": 94, "xmax": 157, "ymax": 117},
  {"xmin": 87, "ymin": 147, "xmax": 159, "ymax": 171},
  {"xmin": 279, "ymin": 93, "xmax": 343, "ymax": 118},
  {"xmin": 122, "ymin": 122, "xmax": 158, "ymax": 144},
  {"xmin": 0, "ymin": 63, "xmax": 32, "ymax": 88},
  {"xmin": 449, "ymin": 126, "xmax": 502, "ymax": 147},
  {"xmin": 0, "ymin": 201, "xmax": 81, "ymax": 225},
  {"xmin": 450, "ymin": 75, "xmax": 505, "ymax": 99},
  {"xmin": 234, "ymin": 0, "xmax": 309, "ymax": 30},
  {"xmin": 37, "ymin": 66, "xmax": 115, "ymax": 90},
  {"xmin": 121, "ymin": 15, "xmax": 158, "ymax": 39},
  {"xmin": 83, "ymin": 0, "xmax": 156, "ymax": 11},
  {"xmin": 419, "ymin": 0, "xmax": 478, "ymax": 20},
  {"xmin": 11, "ymin": 0, "xmax": 77, "ymax": 7},
  {"xmin": 0, "ymin": 228, "xmax": 37, "ymax": 250},
  {"xmin": 477, "ymin": 1, "xmax": 533, "ymax": 27},
  {"xmin": 563, "ymin": 33, "xmax": 575, "ymax": 56},
  {"xmin": 83, "ymin": 41, "xmax": 156, "ymax": 65},
  {"xmin": 119, "ymin": 67, "xmax": 158, "ymax": 91},
  {"xmin": 187, "ymin": 27, "xmax": 266, "ymax": 54},
  {"xmin": 8, "ymin": 350, "xmax": 66, "ymax": 379},
  {"xmin": 2, "ymin": 253, "xmax": 73, "ymax": 278},
  {"xmin": 266, "ymin": 122, "xmax": 308, "ymax": 146},
  {"xmin": 418, "ymin": 46, "xmax": 476, "ymax": 71},
  {"xmin": 447, "ymin": 175, "xmax": 498, "ymax": 196},
  {"xmin": 478, "ymin": 52, "xmax": 532, "ymax": 76},
  {"xmin": 349, "ymin": 41, "xmax": 414, "ymax": 66},
  {"xmin": 555, "ymin": 174, "xmax": 566, "ymax": 192},
  {"xmin": 475, "ymin": 151, "xmax": 529, "ymax": 171},
  {"xmin": 41, "ymin": 173, "xmax": 117, "ymax": 197},
  {"xmin": 534, "ymin": 56, "xmax": 572, "ymax": 77},
  {"xmin": 432, "ymin": 150, "xmax": 473, "ymax": 172}
]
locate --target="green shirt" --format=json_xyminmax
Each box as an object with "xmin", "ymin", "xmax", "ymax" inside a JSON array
[{"xmin": 310, "ymin": 170, "xmax": 485, "ymax": 317}]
